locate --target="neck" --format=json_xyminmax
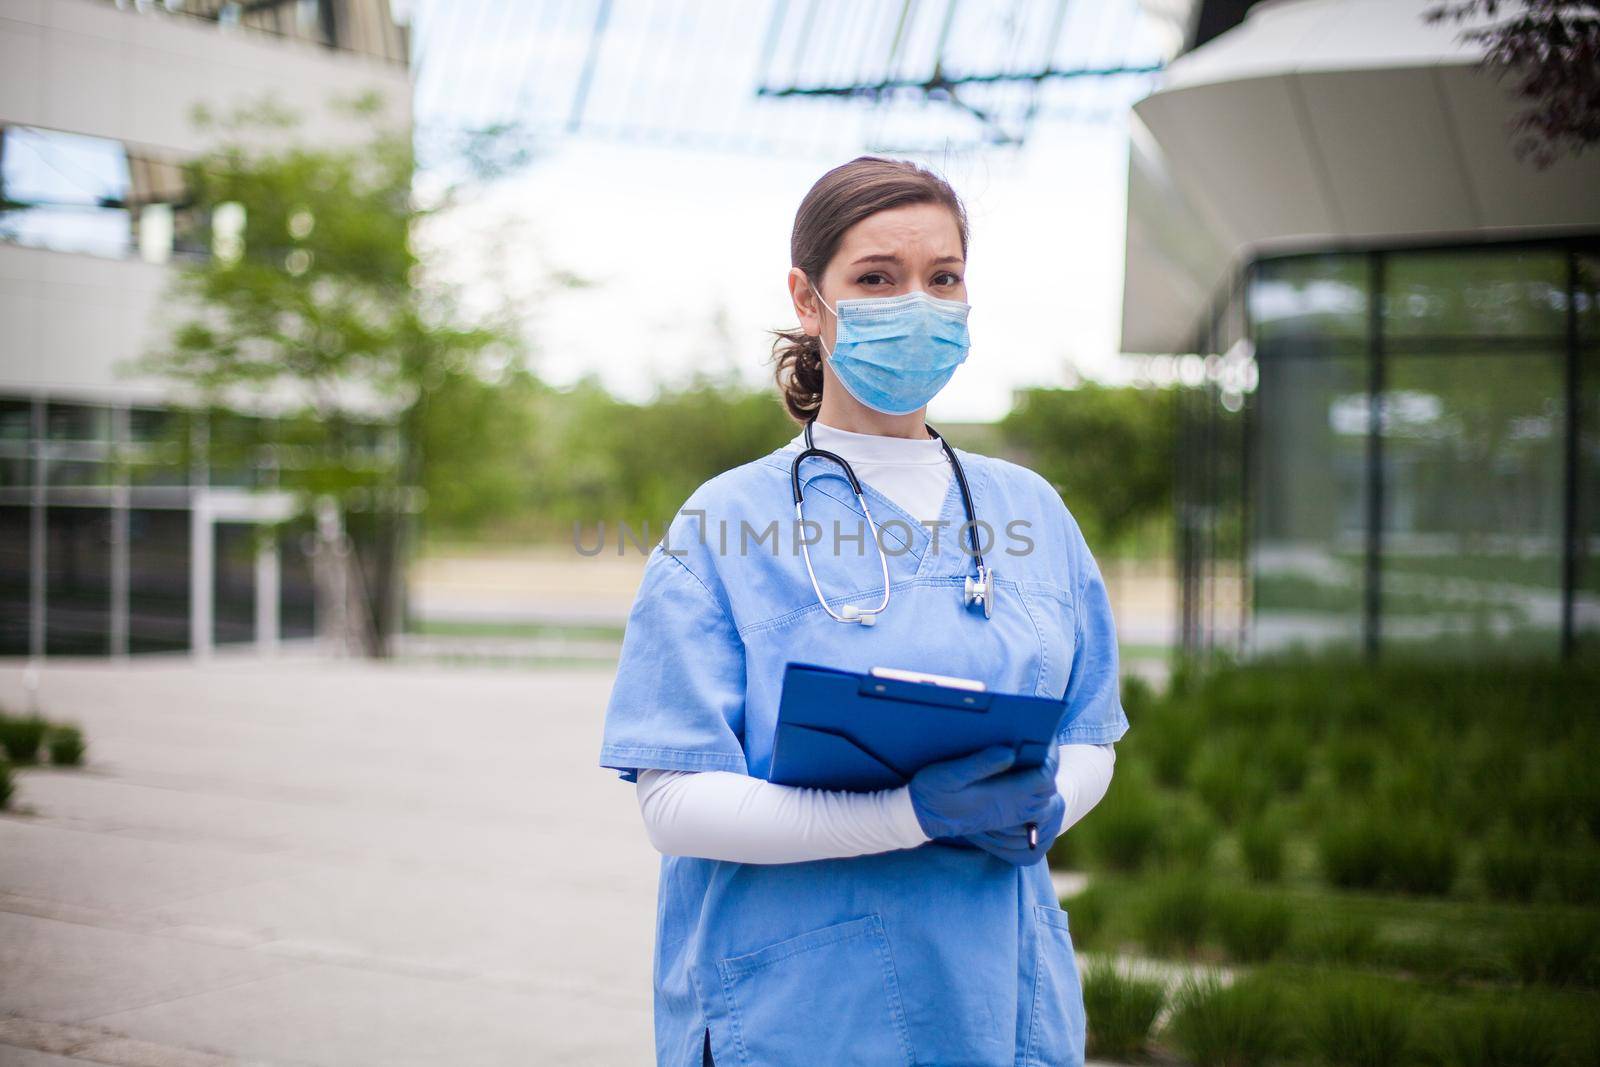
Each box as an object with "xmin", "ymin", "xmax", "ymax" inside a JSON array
[{"xmin": 814, "ymin": 393, "xmax": 932, "ymax": 440}]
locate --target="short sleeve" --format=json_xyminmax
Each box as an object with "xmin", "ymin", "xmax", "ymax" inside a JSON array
[
  {"xmin": 1055, "ymin": 524, "xmax": 1131, "ymax": 747},
  {"xmin": 598, "ymin": 547, "xmax": 749, "ymax": 784}
]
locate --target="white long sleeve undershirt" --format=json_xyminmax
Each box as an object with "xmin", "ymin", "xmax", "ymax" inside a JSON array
[{"xmin": 635, "ymin": 742, "xmax": 1116, "ymax": 864}]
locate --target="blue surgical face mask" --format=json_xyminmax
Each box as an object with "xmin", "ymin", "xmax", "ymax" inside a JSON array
[{"xmin": 811, "ymin": 283, "xmax": 971, "ymax": 416}]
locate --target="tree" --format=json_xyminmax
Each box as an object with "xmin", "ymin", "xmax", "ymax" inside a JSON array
[
  {"xmin": 1425, "ymin": 0, "xmax": 1600, "ymax": 167},
  {"xmin": 132, "ymin": 93, "xmax": 528, "ymax": 657},
  {"xmin": 998, "ymin": 384, "xmax": 1178, "ymax": 558}
]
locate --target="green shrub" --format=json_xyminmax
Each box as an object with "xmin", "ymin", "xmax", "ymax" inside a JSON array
[
  {"xmin": 1479, "ymin": 832, "xmax": 1543, "ymax": 902},
  {"xmin": 1081, "ymin": 959, "xmax": 1166, "ymax": 1061},
  {"xmin": 1318, "ymin": 809, "xmax": 1458, "ymax": 896},
  {"xmin": 1421, "ymin": 1001, "xmax": 1565, "ymax": 1067},
  {"xmin": 1192, "ymin": 745, "xmax": 1272, "ymax": 825},
  {"xmin": 1263, "ymin": 728, "xmax": 1309, "ymax": 793},
  {"xmin": 0, "ymin": 714, "xmax": 48, "ymax": 765},
  {"xmin": 1137, "ymin": 870, "xmax": 1211, "ymax": 955},
  {"xmin": 1213, "ymin": 893, "xmax": 1292, "ymax": 963},
  {"xmin": 1237, "ymin": 816, "xmax": 1287, "ymax": 882},
  {"xmin": 1164, "ymin": 799, "xmax": 1221, "ymax": 870},
  {"xmin": 1062, "ymin": 885, "xmax": 1110, "ymax": 950},
  {"xmin": 1325, "ymin": 736, "xmax": 1378, "ymax": 792},
  {"xmin": 1165, "ymin": 971, "xmax": 1293, "ymax": 1067},
  {"xmin": 0, "ymin": 760, "xmax": 13, "ymax": 810},
  {"xmin": 1507, "ymin": 914, "xmax": 1600, "ymax": 988},
  {"xmin": 47, "ymin": 724, "xmax": 85, "ymax": 767},
  {"xmin": 1083, "ymin": 776, "xmax": 1164, "ymax": 873},
  {"xmin": 1383, "ymin": 819, "xmax": 1458, "ymax": 896},
  {"xmin": 1550, "ymin": 852, "xmax": 1600, "ymax": 905},
  {"xmin": 1318, "ymin": 812, "xmax": 1388, "ymax": 890},
  {"xmin": 1300, "ymin": 975, "xmax": 1415, "ymax": 1067},
  {"xmin": 1294, "ymin": 916, "xmax": 1380, "ymax": 966}
]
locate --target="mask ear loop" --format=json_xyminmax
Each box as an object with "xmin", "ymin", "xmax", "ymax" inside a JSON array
[{"xmin": 808, "ymin": 278, "xmax": 838, "ymax": 361}]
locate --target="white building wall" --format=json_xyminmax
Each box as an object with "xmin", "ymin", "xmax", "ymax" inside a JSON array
[{"xmin": 0, "ymin": 0, "xmax": 412, "ymax": 400}]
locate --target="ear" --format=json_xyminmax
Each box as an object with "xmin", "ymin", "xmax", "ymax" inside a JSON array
[{"xmin": 788, "ymin": 267, "xmax": 823, "ymax": 337}]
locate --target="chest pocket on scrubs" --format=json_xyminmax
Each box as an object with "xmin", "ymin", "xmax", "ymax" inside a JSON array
[
  {"xmin": 1021, "ymin": 903, "xmax": 1087, "ymax": 1066},
  {"xmin": 715, "ymin": 913, "xmax": 915, "ymax": 1067}
]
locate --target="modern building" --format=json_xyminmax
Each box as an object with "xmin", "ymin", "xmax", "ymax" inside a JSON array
[
  {"xmin": 0, "ymin": 0, "xmax": 411, "ymax": 657},
  {"xmin": 1122, "ymin": 0, "xmax": 1600, "ymax": 661}
]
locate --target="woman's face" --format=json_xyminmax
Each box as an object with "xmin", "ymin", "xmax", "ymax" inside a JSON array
[{"xmin": 790, "ymin": 201, "xmax": 967, "ymax": 357}]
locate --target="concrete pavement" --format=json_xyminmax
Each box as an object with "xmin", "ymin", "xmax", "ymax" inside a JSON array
[{"xmin": 0, "ymin": 654, "xmax": 657, "ymax": 1066}]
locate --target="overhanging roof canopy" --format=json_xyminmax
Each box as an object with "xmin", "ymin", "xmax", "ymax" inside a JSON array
[{"xmin": 1121, "ymin": 0, "xmax": 1600, "ymax": 354}]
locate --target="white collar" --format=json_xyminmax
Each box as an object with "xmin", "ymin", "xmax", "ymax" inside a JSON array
[{"xmin": 781, "ymin": 420, "xmax": 949, "ymax": 465}]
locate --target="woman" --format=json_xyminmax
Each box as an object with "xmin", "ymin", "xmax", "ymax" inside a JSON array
[{"xmin": 598, "ymin": 156, "xmax": 1128, "ymax": 1067}]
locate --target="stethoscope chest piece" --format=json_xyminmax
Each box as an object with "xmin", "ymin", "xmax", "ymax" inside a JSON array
[{"xmin": 964, "ymin": 563, "xmax": 995, "ymax": 619}]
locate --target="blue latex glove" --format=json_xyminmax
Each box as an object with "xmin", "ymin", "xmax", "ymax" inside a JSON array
[
  {"xmin": 967, "ymin": 790, "xmax": 1066, "ymax": 866},
  {"xmin": 907, "ymin": 744, "xmax": 1059, "ymax": 841},
  {"xmin": 967, "ymin": 743, "xmax": 1064, "ymax": 866}
]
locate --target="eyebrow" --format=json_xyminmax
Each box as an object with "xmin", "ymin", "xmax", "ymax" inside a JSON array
[{"xmin": 849, "ymin": 253, "xmax": 964, "ymax": 267}]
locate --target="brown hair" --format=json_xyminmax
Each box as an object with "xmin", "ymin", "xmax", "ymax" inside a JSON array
[{"xmin": 769, "ymin": 156, "xmax": 970, "ymax": 422}]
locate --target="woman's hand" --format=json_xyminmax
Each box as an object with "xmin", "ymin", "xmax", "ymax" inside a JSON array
[
  {"xmin": 906, "ymin": 745, "xmax": 1059, "ymax": 841},
  {"xmin": 965, "ymin": 790, "xmax": 1066, "ymax": 866}
]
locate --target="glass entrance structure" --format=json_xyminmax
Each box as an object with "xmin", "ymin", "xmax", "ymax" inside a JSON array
[{"xmin": 1177, "ymin": 235, "xmax": 1600, "ymax": 661}]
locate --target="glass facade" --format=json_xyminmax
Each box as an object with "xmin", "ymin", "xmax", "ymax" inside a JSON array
[
  {"xmin": 0, "ymin": 394, "xmax": 402, "ymax": 658},
  {"xmin": 1177, "ymin": 234, "xmax": 1600, "ymax": 661}
]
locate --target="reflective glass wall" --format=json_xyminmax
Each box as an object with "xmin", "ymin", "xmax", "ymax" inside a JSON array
[
  {"xmin": 0, "ymin": 394, "xmax": 333, "ymax": 658},
  {"xmin": 1178, "ymin": 234, "xmax": 1600, "ymax": 661}
]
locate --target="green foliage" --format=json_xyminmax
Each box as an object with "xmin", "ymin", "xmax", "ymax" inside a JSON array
[
  {"xmin": 47, "ymin": 724, "xmax": 85, "ymax": 767},
  {"xmin": 1298, "ymin": 974, "xmax": 1416, "ymax": 1067},
  {"xmin": 1165, "ymin": 971, "xmax": 1293, "ymax": 1067},
  {"xmin": 1237, "ymin": 815, "xmax": 1287, "ymax": 882},
  {"xmin": 1507, "ymin": 914, "xmax": 1600, "ymax": 988},
  {"xmin": 131, "ymin": 101, "xmax": 527, "ymax": 646},
  {"xmin": 1081, "ymin": 770, "xmax": 1165, "ymax": 873},
  {"xmin": 1081, "ymin": 959, "xmax": 1166, "ymax": 1061},
  {"xmin": 1317, "ymin": 807, "xmax": 1459, "ymax": 895},
  {"xmin": 1213, "ymin": 893, "xmax": 1293, "ymax": 963},
  {"xmin": 1137, "ymin": 870, "xmax": 1211, "ymax": 955},
  {"xmin": 0, "ymin": 760, "xmax": 12, "ymax": 810},
  {"xmin": 997, "ymin": 383, "xmax": 1181, "ymax": 555},
  {"xmin": 1420, "ymin": 1001, "xmax": 1567, "ymax": 1067},
  {"xmin": 1480, "ymin": 830, "xmax": 1544, "ymax": 902},
  {"xmin": 1061, "ymin": 884, "xmax": 1109, "ymax": 950},
  {"xmin": 0, "ymin": 714, "xmax": 47, "ymax": 765}
]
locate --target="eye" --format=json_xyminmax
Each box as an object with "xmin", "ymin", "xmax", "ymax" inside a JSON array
[
  {"xmin": 857, "ymin": 272, "xmax": 891, "ymax": 286},
  {"xmin": 934, "ymin": 271, "xmax": 962, "ymax": 286}
]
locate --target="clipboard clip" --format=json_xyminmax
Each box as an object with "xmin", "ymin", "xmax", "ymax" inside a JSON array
[{"xmin": 867, "ymin": 666, "xmax": 987, "ymax": 692}]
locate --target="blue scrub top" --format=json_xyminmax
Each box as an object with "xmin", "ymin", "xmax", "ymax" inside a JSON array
[{"xmin": 599, "ymin": 440, "xmax": 1129, "ymax": 1067}]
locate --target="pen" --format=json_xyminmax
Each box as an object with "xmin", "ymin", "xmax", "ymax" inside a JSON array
[{"xmin": 1027, "ymin": 822, "xmax": 1038, "ymax": 849}]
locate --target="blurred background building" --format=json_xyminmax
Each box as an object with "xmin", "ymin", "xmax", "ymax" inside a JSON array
[
  {"xmin": 0, "ymin": 0, "xmax": 411, "ymax": 657},
  {"xmin": 1126, "ymin": 0, "xmax": 1600, "ymax": 661}
]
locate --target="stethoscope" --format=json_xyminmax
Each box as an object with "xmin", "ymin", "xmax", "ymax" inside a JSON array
[{"xmin": 790, "ymin": 418, "xmax": 996, "ymax": 626}]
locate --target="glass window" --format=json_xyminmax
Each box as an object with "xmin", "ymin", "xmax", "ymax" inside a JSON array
[
  {"xmin": 0, "ymin": 400, "xmax": 32, "ymax": 442},
  {"xmin": 1385, "ymin": 248, "xmax": 1567, "ymax": 339},
  {"xmin": 1, "ymin": 126, "xmax": 133, "ymax": 259},
  {"xmin": 128, "ymin": 509, "xmax": 190, "ymax": 654},
  {"xmin": 1578, "ymin": 252, "xmax": 1600, "ymax": 342},
  {"xmin": 1576, "ymin": 341, "xmax": 1600, "ymax": 651},
  {"xmin": 45, "ymin": 506, "xmax": 112, "ymax": 655},
  {"xmin": 1378, "ymin": 349, "xmax": 1566, "ymax": 656},
  {"xmin": 0, "ymin": 505, "xmax": 29, "ymax": 655},
  {"xmin": 1248, "ymin": 253, "xmax": 1368, "ymax": 353},
  {"xmin": 46, "ymin": 403, "xmax": 111, "ymax": 442},
  {"xmin": 1250, "ymin": 350, "xmax": 1371, "ymax": 656},
  {"xmin": 213, "ymin": 522, "xmax": 257, "ymax": 646},
  {"xmin": 279, "ymin": 518, "xmax": 317, "ymax": 640}
]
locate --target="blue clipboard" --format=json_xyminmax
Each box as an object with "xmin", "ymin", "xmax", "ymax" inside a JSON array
[{"xmin": 767, "ymin": 662, "xmax": 1077, "ymax": 795}]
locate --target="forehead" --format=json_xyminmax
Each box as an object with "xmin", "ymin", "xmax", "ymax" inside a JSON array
[{"xmin": 834, "ymin": 202, "xmax": 963, "ymax": 260}]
